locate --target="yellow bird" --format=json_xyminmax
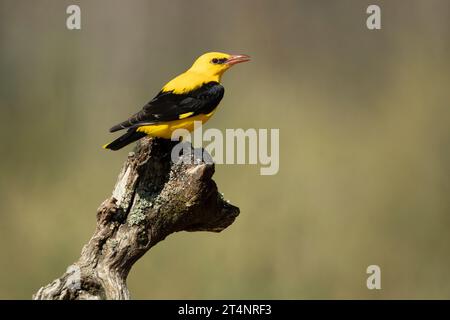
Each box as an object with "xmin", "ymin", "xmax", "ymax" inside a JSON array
[{"xmin": 104, "ymin": 52, "xmax": 250, "ymax": 150}]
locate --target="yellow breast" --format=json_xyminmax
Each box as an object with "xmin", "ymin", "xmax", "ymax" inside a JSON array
[{"xmin": 136, "ymin": 110, "xmax": 216, "ymax": 139}]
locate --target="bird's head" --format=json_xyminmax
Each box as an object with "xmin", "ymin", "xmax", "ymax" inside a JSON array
[{"xmin": 188, "ymin": 52, "xmax": 250, "ymax": 78}]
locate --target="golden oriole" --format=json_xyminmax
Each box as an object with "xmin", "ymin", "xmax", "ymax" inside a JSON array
[{"xmin": 103, "ymin": 52, "xmax": 250, "ymax": 150}]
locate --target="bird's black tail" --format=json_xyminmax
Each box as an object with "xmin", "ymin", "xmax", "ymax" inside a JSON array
[{"xmin": 103, "ymin": 129, "xmax": 146, "ymax": 151}]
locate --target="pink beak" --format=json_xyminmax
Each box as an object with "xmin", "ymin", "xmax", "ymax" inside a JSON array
[{"xmin": 226, "ymin": 54, "xmax": 251, "ymax": 66}]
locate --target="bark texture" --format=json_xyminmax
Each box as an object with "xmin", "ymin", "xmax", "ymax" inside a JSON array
[{"xmin": 33, "ymin": 137, "xmax": 239, "ymax": 300}]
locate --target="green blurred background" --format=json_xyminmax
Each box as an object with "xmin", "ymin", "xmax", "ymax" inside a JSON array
[{"xmin": 1, "ymin": 0, "xmax": 449, "ymax": 299}]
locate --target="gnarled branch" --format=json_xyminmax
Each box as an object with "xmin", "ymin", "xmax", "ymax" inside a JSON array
[{"xmin": 33, "ymin": 137, "xmax": 239, "ymax": 300}]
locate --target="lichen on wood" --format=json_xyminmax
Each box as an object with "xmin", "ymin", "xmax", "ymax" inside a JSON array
[{"xmin": 33, "ymin": 137, "xmax": 240, "ymax": 300}]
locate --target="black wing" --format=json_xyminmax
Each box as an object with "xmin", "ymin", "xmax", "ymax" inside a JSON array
[{"xmin": 109, "ymin": 82, "xmax": 224, "ymax": 132}]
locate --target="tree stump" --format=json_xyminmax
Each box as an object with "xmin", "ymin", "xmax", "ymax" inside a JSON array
[{"xmin": 33, "ymin": 137, "xmax": 240, "ymax": 300}]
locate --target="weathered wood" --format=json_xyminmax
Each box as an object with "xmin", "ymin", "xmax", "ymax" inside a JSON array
[{"xmin": 33, "ymin": 137, "xmax": 239, "ymax": 300}]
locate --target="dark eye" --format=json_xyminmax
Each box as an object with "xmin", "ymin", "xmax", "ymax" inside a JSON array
[{"xmin": 212, "ymin": 58, "xmax": 227, "ymax": 64}]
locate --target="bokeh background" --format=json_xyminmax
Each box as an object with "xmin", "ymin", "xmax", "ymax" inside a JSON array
[{"xmin": 1, "ymin": 0, "xmax": 449, "ymax": 299}]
